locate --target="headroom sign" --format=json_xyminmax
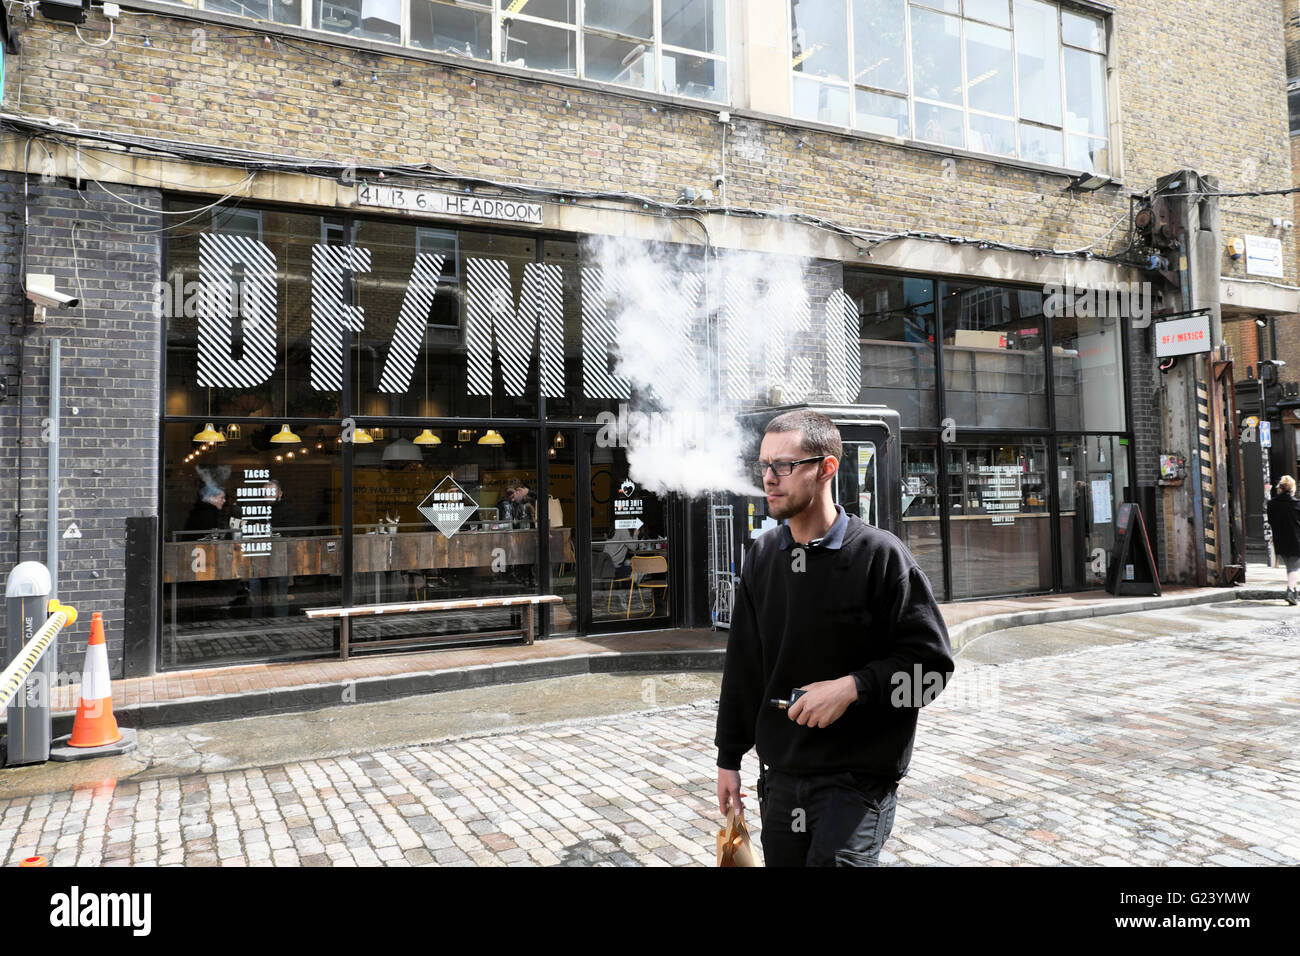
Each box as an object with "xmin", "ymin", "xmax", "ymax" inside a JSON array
[{"xmin": 357, "ymin": 184, "xmax": 544, "ymax": 224}]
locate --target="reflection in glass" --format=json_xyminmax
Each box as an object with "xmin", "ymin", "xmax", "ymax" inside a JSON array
[
  {"xmin": 165, "ymin": 204, "xmax": 343, "ymax": 422},
  {"xmin": 844, "ymin": 270, "xmax": 936, "ymax": 427},
  {"xmin": 910, "ymin": 8, "xmax": 962, "ymax": 106},
  {"xmin": 791, "ymin": 0, "xmax": 848, "ymax": 80},
  {"xmin": 1014, "ymin": 0, "xmax": 1062, "ymax": 125},
  {"xmin": 940, "ymin": 282, "xmax": 1048, "ymax": 429},
  {"xmin": 662, "ymin": 0, "xmax": 726, "ymax": 55},
  {"xmin": 585, "ymin": 0, "xmax": 652, "ymax": 38},
  {"xmin": 852, "ymin": 0, "xmax": 907, "ymax": 94},
  {"xmin": 965, "ymin": 21, "xmax": 1013, "ymax": 116},
  {"xmin": 1064, "ymin": 47, "xmax": 1107, "ymax": 137},
  {"xmin": 1062, "ymin": 9, "xmax": 1104, "ymax": 52},
  {"xmin": 965, "ymin": 0, "xmax": 1009, "ymax": 27},
  {"xmin": 505, "ymin": 0, "xmax": 574, "ymax": 24},
  {"xmin": 1052, "ymin": 312, "xmax": 1125, "ymax": 432}
]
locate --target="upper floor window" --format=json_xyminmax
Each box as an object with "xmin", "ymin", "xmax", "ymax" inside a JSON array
[
  {"xmin": 198, "ymin": 0, "xmax": 727, "ymax": 103},
  {"xmin": 789, "ymin": 0, "xmax": 1110, "ymax": 174}
]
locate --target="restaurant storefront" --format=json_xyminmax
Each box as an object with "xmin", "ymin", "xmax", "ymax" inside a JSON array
[
  {"xmin": 161, "ymin": 201, "xmax": 686, "ymax": 668},
  {"xmin": 159, "ymin": 198, "xmax": 1137, "ymax": 669},
  {"xmin": 845, "ymin": 269, "xmax": 1134, "ymax": 602}
]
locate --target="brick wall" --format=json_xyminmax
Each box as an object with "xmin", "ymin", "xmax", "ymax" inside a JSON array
[
  {"xmin": 0, "ymin": 3, "xmax": 1293, "ymax": 271},
  {"xmin": 0, "ymin": 174, "xmax": 162, "ymax": 678}
]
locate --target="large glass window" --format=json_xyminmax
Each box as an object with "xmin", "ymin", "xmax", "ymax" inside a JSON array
[
  {"xmin": 162, "ymin": 423, "xmax": 343, "ymax": 668},
  {"xmin": 203, "ymin": 1, "xmax": 727, "ymax": 102},
  {"xmin": 940, "ymin": 281, "xmax": 1048, "ymax": 429},
  {"xmin": 315, "ymin": 0, "xmax": 402, "ymax": 44},
  {"xmin": 1052, "ymin": 310, "xmax": 1125, "ymax": 433},
  {"xmin": 789, "ymin": 0, "xmax": 1110, "ymax": 170},
  {"xmin": 347, "ymin": 428, "xmax": 542, "ymax": 647},
  {"xmin": 843, "ymin": 270, "xmax": 937, "ymax": 427},
  {"xmin": 207, "ymin": 0, "xmax": 302, "ymax": 23},
  {"xmin": 946, "ymin": 437, "xmax": 1052, "ymax": 598},
  {"xmin": 412, "ymin": 0, "xmax": 493, "ymax": 57},
  {"xmin": 165, "ymin": 206, "xmax": 344, "ymax": 423}
]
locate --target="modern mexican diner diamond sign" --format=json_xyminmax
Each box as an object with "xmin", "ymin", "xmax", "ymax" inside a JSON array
[{"xmin": 419, "ymin": 476, "xmax": 479, "ymax": 539}]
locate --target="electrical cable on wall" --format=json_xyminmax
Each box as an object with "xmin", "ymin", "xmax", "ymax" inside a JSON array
[{"xmin": 1, "ymin": 111, "xmax": 1141, "ymax": 264}]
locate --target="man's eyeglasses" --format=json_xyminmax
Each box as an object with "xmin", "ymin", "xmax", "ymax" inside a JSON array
[{"xmin": 752, "ymin": 456, "xmax": 826, "ymax": 479}]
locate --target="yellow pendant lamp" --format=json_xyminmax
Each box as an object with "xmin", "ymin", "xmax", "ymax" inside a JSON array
[
  {"xmin": 413, "ymin": 429, "xmax": 441, "ymax": 446},
  {"xmin": 477, "ymin": 429, "xmax": 505, "ymax": 446},
  {"xmin": 270, "ymin": 424, "xmax": 301, "ymax": 444},
  {"xmin": 192, "ymin": 423, "xmax": 225, "ymax": 443},
  {"xmin": 352, "ymin": 428, "xmax": 374, "ymax": 444}
]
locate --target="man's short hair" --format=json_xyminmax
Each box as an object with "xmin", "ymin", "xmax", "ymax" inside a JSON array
[{"xmin": 765, "ymin": 409, "xmax": 843, "ymax": 463}]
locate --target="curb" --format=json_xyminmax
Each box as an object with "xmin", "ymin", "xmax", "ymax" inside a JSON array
[
  {"xmin": 20, "ymin": 585, "xmax": 1292, "ymax": 733},
  {"xmin": 948, "ymin": 586, "xmax": 1283, "ymax": 652},
  {"xmin": 43, "ymin": 647, "xmax": 728, "ymax": 734}
]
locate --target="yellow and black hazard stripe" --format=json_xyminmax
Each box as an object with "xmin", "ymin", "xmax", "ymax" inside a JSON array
[{"xmin": 1196, "ymin": 383, "xmax": 1218, "ymax": 576}]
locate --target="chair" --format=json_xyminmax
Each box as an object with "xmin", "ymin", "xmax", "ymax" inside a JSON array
[
  {"xmin": 595, "ymin": 550, "xmax": 643, "ymax": 616},
  {"xmin": 630, "ymin": 554, "xmax": 668, "ymax": 619}
]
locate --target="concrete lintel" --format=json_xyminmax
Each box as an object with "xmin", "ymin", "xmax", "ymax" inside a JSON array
[
  {"xmin": 0, "ymin": 133, "xmax": 1138, "ymax": 286},
  {"xmin": 1220, "ymin": 276, "xmax": 1300, "ymax": 315}
]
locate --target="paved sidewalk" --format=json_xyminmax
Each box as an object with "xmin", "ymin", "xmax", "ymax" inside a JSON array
[
  {"xmin": 3, "ymin": 600, "xmax": 1296, "ymax": 866},
  {"xmin": 20, "ymin": 563, "xmax": 1294, "ymax": 731}
]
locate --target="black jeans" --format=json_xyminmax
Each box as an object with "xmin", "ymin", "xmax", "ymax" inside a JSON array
[{"xmin": 758, "ymin": 768, "xmax": 899, "ymax": 867}]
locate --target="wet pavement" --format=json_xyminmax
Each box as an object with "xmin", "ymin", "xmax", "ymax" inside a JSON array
[{"xmin": 2, "ymin": 599, "xmax": 1299, "ymax": 866}]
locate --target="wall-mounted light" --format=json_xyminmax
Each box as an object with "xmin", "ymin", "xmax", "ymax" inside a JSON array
[{"xmin": 1064, "ymin": 172, "xmax": 1110, "ymax": 192}]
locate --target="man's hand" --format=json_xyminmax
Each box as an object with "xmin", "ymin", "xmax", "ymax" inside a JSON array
[
  {"xmin": 787, "ymin": 676, "xmax": 859, "ymax": 728},
  {"xmin": 717, "ymin": 768, "xmax": 744, "ymax": 817}
]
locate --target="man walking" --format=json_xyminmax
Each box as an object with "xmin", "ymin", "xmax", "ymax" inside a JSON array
[{"xmin": 715, "ymin": 409, "xmax": 954, "ymax": 866}]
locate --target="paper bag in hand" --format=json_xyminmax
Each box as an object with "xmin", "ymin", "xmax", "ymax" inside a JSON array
[{"xmin": 716, "ymin": 808, "xmax": 758, "ymax": 867}]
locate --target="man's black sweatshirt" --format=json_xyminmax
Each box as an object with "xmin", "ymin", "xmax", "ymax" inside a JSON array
[{"xmin": 715, "ymin": 511, "xmax": 955, "ymax": 779}]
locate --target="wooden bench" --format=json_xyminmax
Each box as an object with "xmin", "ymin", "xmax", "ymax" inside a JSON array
[{"xmin": 305, "ymin": 594, "xmax": 563, "ymax": 660}]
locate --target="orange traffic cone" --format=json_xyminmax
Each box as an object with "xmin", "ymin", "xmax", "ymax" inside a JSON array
[{"xmin": 67, "ymin": 613, "xmax": 122, "ymax": 748}]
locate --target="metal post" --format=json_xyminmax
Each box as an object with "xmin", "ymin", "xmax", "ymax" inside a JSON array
[
  {"xmin": 4, "ymin": 562, "xmax": 53, "ymax": 766},
  {"xmin": 47, "ymin": 339, "xmax": 60, "ymax": 603}
]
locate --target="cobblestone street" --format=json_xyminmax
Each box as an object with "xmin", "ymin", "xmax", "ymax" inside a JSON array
[{"xmin": 3, "ymin": 606, "xmax": 1299, "ymax": 867}]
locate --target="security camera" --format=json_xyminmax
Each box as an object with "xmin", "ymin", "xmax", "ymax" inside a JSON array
[
  {"xmin": 713, "ymin": 173, "xmax": 726, "ymax": 188},
  {"xmin": 1285, "ymin": 220, "xmax": 1295, "ymax": 231},
  {"xmin": 26, "ymin": 274, "xmax": 78, "ymax": 309},
  {"xmin": 25, "ymin": 274, "xmax": 78, "ymax": 323}
]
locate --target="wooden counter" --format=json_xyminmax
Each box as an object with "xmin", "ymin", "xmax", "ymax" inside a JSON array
[{"xmin": 164, "ymin": 528, "xmax": 571, "ymax": 583}]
